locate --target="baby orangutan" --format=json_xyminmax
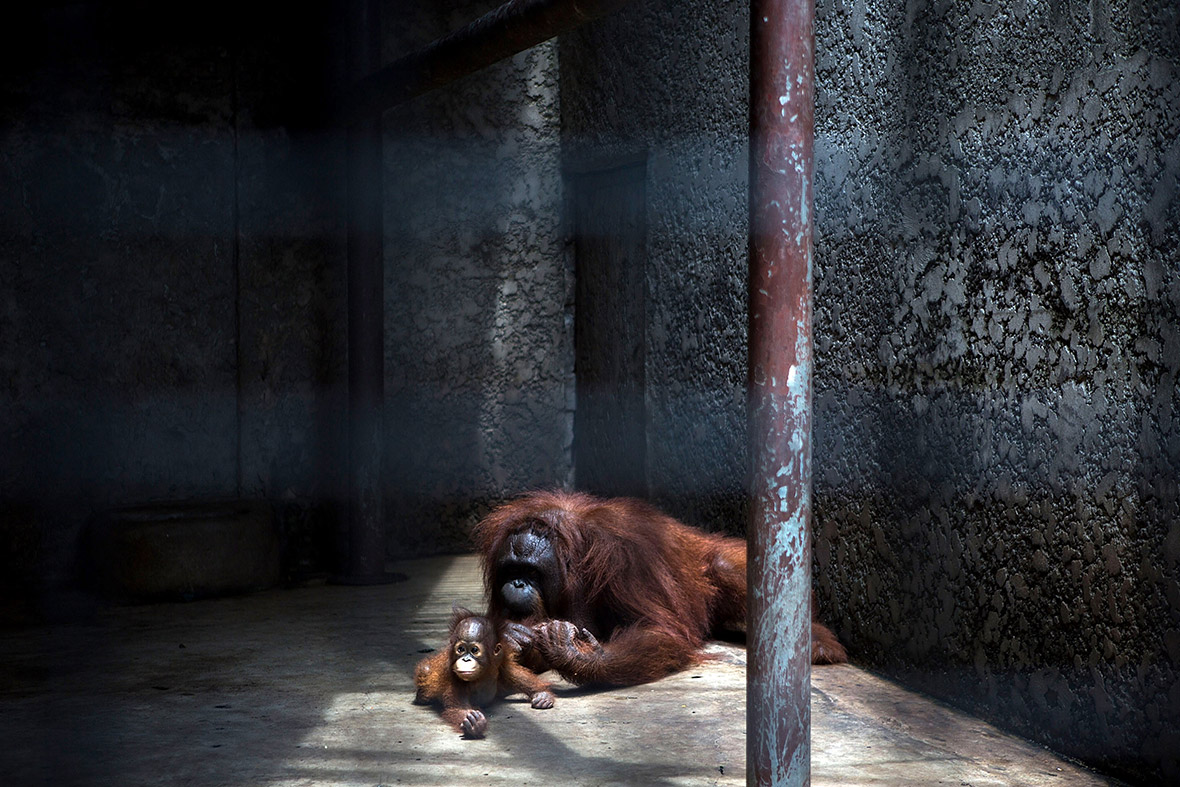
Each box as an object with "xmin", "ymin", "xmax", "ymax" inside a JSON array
[{"xmin": 413, "ymin": 607, "xmax": 555, "ymax": 738}]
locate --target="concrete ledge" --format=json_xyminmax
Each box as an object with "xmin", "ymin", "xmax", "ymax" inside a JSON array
[{"xmin": 84, "ymin": 500, "xmax": 279, "ymax": 601}]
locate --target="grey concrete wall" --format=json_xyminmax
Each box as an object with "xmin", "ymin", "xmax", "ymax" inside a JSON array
[
  {"xmin": 381, "ymin": 1, "xmax": 573, "ymax": 554},
  {"xmin": 0, "ymin": 5, "xmax": 348, "ymax": 604},
  {"xmin": 561, "ymin": 0, "xmax": 1179, "ymax": 782},
  {"xmin": 562, "ymin": 0, "xmax": 752, "ymax": 533},
  {"xmin": 235, "ymin": 18, "xmax": 349, "ymax": 512},
  {"xmin": 811, "ymin": 2, "xmax": 1180, "ymax": 782},
  {"xmin": 0, "ymin": 0, "xmax": 574, "ymax": 596}
]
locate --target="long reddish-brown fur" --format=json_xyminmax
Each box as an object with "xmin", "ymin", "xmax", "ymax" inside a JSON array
[{"xmin": 473, "ymin": 490, "xmax": 845, "ymax": 686}]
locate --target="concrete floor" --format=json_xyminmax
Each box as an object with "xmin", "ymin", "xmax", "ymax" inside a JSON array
[{"xmin": 1, "ymin": 555, "xmax": 1121, "ymax": 786}]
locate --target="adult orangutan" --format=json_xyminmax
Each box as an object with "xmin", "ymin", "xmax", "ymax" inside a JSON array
[
  {"xmin": 413, "ymin": 606, "xmax": 555, "ymax": 738},
  {"xmin": 473, "ymin": 490, "xmax": 846, "ymax": 687}
]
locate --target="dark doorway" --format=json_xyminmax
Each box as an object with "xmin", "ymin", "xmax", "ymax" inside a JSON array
[{"xmin": 570, "ymin": 159, "xmax": 648, "ymax": 498}]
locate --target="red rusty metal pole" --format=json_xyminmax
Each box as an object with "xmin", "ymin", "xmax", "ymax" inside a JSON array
[{"xmin": 746, "ymin": 0, "xmax": 815, "ymax": 784}]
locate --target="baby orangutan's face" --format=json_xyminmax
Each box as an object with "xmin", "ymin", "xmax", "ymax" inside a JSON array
[{"xmin": 451, "ymin": 617, "xmax": 498, "ymax": 682}]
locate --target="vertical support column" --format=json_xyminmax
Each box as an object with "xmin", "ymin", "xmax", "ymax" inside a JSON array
[
  {"xmin": 746, "ymin": 0, "xmax": 815, "ymax": 785},
  {"xmin": 342, "ymin": 0, "xmax": 388, "ymax": 583}
]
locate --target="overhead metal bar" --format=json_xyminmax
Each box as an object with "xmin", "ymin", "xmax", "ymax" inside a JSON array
[
  {"xmin": 746, "ymin": 0, "xmax": 817, "ymax": 784},
  {"xmin": 348, "ymin": 0, "xmax": 633, "ymax": 117}
]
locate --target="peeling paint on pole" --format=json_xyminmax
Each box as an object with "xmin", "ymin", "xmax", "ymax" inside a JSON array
[{"xmin": 747, "ymin": 0, "xmax": 815, "ymax": 785}]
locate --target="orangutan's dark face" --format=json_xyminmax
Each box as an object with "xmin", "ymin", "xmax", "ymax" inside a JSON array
[{"xmin": 492, "ymin": 527, "xmax": 562, "ymax": 618}]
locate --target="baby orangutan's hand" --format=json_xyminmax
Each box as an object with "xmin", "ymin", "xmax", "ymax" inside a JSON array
[{"xmin": 460, "ymin": 709, "xmax": 487, "ymax": 739}]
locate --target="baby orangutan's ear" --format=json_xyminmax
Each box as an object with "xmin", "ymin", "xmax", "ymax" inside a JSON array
[{"xmin": 494, "ymin": 643, "xmax": 502, "ymax": 656}]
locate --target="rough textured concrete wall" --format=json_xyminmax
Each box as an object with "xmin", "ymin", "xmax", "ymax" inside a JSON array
[
  {"xmin": 810, "ymin": 1, "xmax": 1180, "ymax": 782},
  {"xmin": 381, "ymin": 1, "xmax": 573, "ymax": 554},
  {"xmin": 562, "ymin": 0, "xmax": 751, "ymax": 533},
  {"xmin": 235, "ymin": 9, "xmax": 348, "ymax": 511},
  {"xmin": 0, "ymin": 5, "xmax": 347, "ymax": 603},
  {"xmin": 562, "ymin": 0, "xmax": 1179, "ymax": 781},
  {"xmin": 0, "ymin": 7, "xmax": 238, "ymax": 596}
]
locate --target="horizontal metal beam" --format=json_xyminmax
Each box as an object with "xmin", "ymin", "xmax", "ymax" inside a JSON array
[{"xmin": 349, "ymin": 0, "xmax": 634, "ymax": 117}]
